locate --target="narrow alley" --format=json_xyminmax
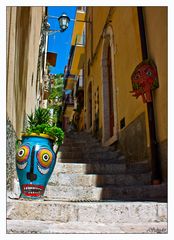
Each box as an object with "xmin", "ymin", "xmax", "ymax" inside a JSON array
[{"xmin": 6, "ymin": 5, "xmax": 168, "ymax": 235}]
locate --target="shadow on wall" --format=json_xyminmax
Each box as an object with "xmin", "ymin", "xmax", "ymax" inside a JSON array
[{"xmin": 119, "ymin": 112, "xmax": 149, "ymax": 164}]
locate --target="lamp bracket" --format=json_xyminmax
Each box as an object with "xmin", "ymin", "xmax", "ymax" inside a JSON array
[{"xmin": 45, "ymin": 15, "xmax": 91, "ymax": 24}]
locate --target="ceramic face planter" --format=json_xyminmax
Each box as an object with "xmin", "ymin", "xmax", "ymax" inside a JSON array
[{"xmin": 16, "ymin": 134, "xmax": 56, "ymax": 199}]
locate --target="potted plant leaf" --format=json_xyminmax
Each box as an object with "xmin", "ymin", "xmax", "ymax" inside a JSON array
[{"xmin": 16, "ymin": 107, "xmax": 64, "ymax": 199}]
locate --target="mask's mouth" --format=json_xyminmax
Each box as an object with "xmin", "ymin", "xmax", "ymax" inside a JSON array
[{"xmin": 22, "ymin": 184, "xmax": 45, "ymax": 198}]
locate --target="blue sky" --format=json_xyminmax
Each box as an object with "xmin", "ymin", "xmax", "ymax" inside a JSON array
[{"xmin": 47, "ymin": 6, "xmax": 77, "ymax": 74}]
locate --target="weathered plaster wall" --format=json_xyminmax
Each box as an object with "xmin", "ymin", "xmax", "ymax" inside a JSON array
[
  {"xmin": 84, "ymin": 7, "xmax": 167, "ymax": 180},
  {"xmin": 144, "ymin": 7, "xmax": 168, "ymax": 181},
  {"xmin": 85, "ymin": 7, "xmax": 146, "ymax": 143},
  {"xmin": 6, "ymin": 117, "xmax": 17, "ymax": 192},
  {"xmin": 6, "ymin": 7, "xmax": 45, "ymax": 191},
  {"xmin": 119, "ymin": 112, "xmax": 148, "ymax": 164}
]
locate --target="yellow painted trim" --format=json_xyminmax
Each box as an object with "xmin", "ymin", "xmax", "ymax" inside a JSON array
[
  {"xmin": 21, "ymin": 133, "xmax": 56, "ymax": 141},
  {"xmin": 71, "ymin": 11, "xmax": 85, "ymax": 45},
  {"xmin": 65, "ymin": 77, "xmax": 75, "ymax": 90},
  {"xmin": 70, "ymin": 45, "xmax": 85, "ymax": 75}
]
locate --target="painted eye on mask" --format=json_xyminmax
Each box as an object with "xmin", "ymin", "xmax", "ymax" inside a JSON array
[
  {"xmin": 37, "ymin": 148, "xmax": 53, "ymax": 174},
  {"xmin": 146, "ymin": 70, "xmax": 152, "ymax": 76},
  {"xmin": 16, "ymin": 145, "xmax": 30, "ymax": 170}
]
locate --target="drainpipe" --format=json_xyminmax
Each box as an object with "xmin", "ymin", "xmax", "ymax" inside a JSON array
[{"xmin": 137, "ymin": 7, "xmax": 162, "ymax": 184}]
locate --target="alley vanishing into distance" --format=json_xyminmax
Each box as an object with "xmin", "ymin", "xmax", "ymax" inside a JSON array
[
  {"xmin": 7, "ymin": 130, "xmax": 167, "ymax": 233},
  {"xmin": 6, "ymin": 6, "xmax": 168, "ymax": 234}
]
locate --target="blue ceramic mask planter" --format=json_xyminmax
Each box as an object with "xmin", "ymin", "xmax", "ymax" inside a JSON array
[{"xmin": 16, "ymin": 134, "xmax": 57, "ymax": 199}]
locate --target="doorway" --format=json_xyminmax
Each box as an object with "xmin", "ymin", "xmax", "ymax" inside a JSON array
[{"xmin": 101, "ymin": 26, "xmax": 118, "ymax": 145}]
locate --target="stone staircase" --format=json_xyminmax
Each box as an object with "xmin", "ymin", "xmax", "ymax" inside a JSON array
[
  {"xmin": 7, "ymin": 199, "xmax": 167, "ymax": 233},
  {"xmin": 46, "ymin": 131, "xmax": 167, "ymax": 202},
  {"xmin": 7, "ymin": 130, "xmax": 167, "ymax": 233}
]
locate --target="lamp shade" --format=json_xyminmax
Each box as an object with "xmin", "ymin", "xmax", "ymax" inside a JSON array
[{"xmin": 58, "ymin": 13, "xmax": 70, "ymax": 31}]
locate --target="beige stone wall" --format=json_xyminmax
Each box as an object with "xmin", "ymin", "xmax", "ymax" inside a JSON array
[
  {"xmin": 6, "ymin": 7, "xmax": 45, "ymax": 191},
  {"xmin": 6, "ymin": 7, "xmax": 45, "ymax": 137}
]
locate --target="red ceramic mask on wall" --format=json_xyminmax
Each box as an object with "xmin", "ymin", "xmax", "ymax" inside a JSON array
[{"xmin": 131, "ymin": 59, "xmax": 159, "ymax": 103}]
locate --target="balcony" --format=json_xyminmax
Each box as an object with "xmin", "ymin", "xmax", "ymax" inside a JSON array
[
  {"xmin": 77, "ymin": 6, "xmax": 86, "ymax": 12},
  {"xmin": 47, "ymin": 52, "xmax": 57, "ymax": 67},
  {"xmin": 75, "ymin": 34, "xmax": 85, "ymax": 45},
  {"xmin": 70, "ymin": 34, "xmax": 85, "ymax": 75},
  {"xmin": 71, "ymin": 9, "xmax": 86, "ymax": 46},
  {"xmin": 64, "ymin": 75, "xmax": 76, "ymax": 91}
]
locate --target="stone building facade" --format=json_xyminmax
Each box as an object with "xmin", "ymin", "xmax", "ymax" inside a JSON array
[{"xmin": 6, "ymin": 7, "xmax": 46, "ymax": 191}]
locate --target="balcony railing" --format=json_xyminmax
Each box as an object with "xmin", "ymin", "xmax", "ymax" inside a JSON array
[
  {"xmin": 77, "ymin": 6, "xmax": 86, "ymax": 12},
  {"xmin": 75, "ymin": 34, "xmax": 85, "ymax": 46}
]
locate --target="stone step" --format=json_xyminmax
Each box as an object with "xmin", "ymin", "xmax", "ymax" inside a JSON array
[
  {"xmin": 49, "ymin": 172, "xmax": 151, "ymax": 187},
  {"xmin": 63, "ymin": 137, "xmax": 87, "ymax": 142},
  {"xmin": 54, "ymin": 162, "xmax": 88, "ymax": 174},
  {"xmin": 84, "ymin": 151, "xmax": 123, "ymax": 160},
  {"xmin": 54, "ymin": 162, "xmax": 126, "ymax": 174},
  {"xmin": 7, "ymin": 199, "xmax": 167, "ymax": 224},
  {"xmin": 44, "ymin": 183, "xmax": 167, "ymax": 201},
  {"xmin": 6, "ymin": 219, "xmax": 167, "ymax": 234},
  {"xmin": 66, "ymin": 133, "xmax": 100, "ymax": 141},
  {"xmin": 57, "ymin": 151, "xmax": 124, "ymax": 161},
  {"xmin": 59, "ymin": 145, "xmax": 117, "ymax": 153},
  {"xmin": 62, "ymin": 141, "xmax": 101, "ymax": 148},
  {"xmin": 57, "ymin": 157, "xmax": 125, "ymax": 164},
  {"xmin": 59, "ymin": 146, "xmax": 83, "ymax": 152},
  {"xmin": 11, "ymin": 172, "xmax": 166, "ymax": 202},
  {"xmin": 64, "ymin": 133, "xmax": 99, "ymax": 141},
  {"xmin": 64, "ymin": 138, "xmax": 99, "ymax": 144},
  {"xmin": 61, "ymin": 142, "xmax": 87, "ymax": 148},
  {"xmin": 86, "ymin": 145, "xmax": 117, "ymax": 152},
  {"xmin": 126, "ymin": 162, "xmax": 151, "ymax": 173},
  {"xmin": 63, "ymin": 138, "xmax": 100, "ymax": 145},
  {"xmin": 100, "ymin": 183, "xmax": 167, "ymax": 202},
  {"xmin": 57, "ymin": 151, "xmax": 83, "ymax": 159},
  {"xmin": 44, "ymin": 185, "xmax": 102, "ymax": 201}
]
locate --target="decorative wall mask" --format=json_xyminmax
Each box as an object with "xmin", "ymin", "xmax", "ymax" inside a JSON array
[{"xmin": 130, "ymin": 59, "xmax": 159, "ymax": 103}]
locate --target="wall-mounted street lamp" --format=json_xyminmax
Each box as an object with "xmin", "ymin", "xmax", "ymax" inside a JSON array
[
  {"xmin": 58, "ymin": 13, "xmax": 70, "ymax": 31},
  {"xmin": 44, "ymin": 12, "xmax": 91, "ymax": 35},
  {"xmin": 44, "ymin": 13, "xmax": 70, "ymax": 35}
]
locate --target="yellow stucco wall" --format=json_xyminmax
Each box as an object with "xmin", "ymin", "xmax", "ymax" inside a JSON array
[
  {"xmin": 111, "ymin": 7, "xmax": 146, "ymax": 127},
  {"xmin": 144, "ymin": 7, "xmax": 167, "ymax": 142},
  {"xmin": 71, "ymin": 10, "xmax": 85, "ymax": 46},
  {"xmin": 85, "ymin": 7, "xmax": 145, "ymax": 136},
  {"xmin": 85, "ymin": 6, "xmax": 167, "ymax": 146},
  {"xmin": 92, "ymin": 7, "xmax": 110, "ymax": 54}
]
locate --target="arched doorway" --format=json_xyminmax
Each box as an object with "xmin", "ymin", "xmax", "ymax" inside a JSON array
[
  {"xmin": 107, "ymin": 45, "xmax": 114, "ymax": 137},
  {"xmin": 101, "ymin": 26, "xmax": 118, "ymax": 145},
  {"xmin": 87, "ymin": 82, "xmax": 92, "ymax": 129}
]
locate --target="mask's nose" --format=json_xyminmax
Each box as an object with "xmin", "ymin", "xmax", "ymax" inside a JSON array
[
  {"xmin": 27, "ymin": 146, "xmax": 37, "ymax": 181},
  {"xmin": 27, "ymin": 172, "xmax": 37, "ymax": 181}
]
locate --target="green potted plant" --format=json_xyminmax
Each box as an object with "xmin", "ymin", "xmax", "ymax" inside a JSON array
[
  {"xmin": 16, "ymin": 107, "xmax": 64, "ymax": 199},
  {"xmin": 24, "ymin": 107, "xmax": 64, "ymax": 147}
]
